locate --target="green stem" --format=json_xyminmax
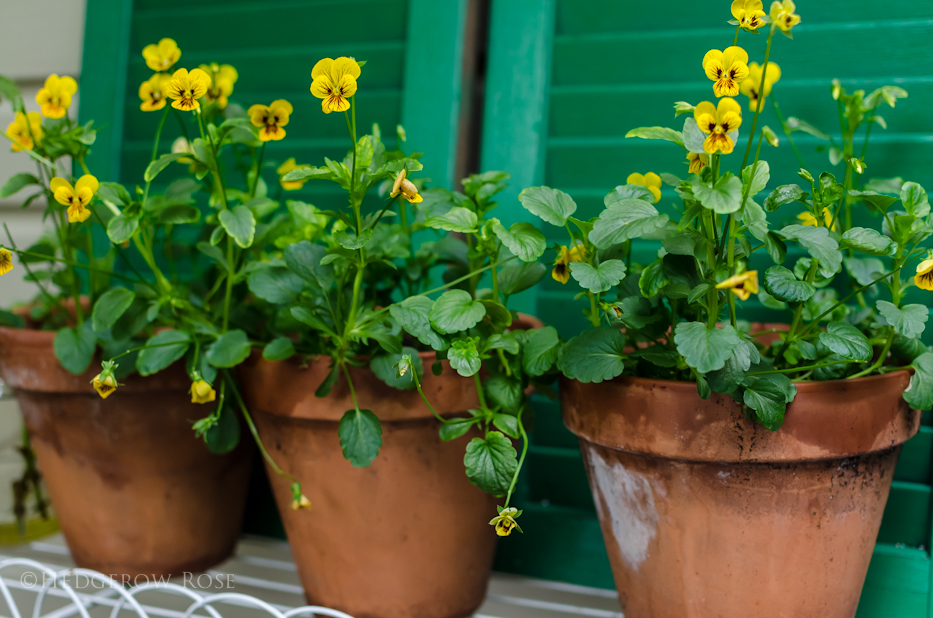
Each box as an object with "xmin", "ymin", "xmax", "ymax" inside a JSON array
[
  {"xmin": 739, "ymin": 24, "xmax": 775, "ymax": 171},
  {"xmin": 504, "ymin": 407, "xmax": 528, "ymax": 508},
  {"xmin": 747, "ymin": 359, "xmax": 858, "ymax": 376},
  {"xmin": 860, "ymin": 102, "xmax": 881, "ymax": 160},
  {"xmin": 250, "ymin": 142, "xmax": 266, "ymax": 199},
  {"xmin": 770, "ymin": 94, "xmax": 806, "ymax": 169},
  {"xmin": 411, "ymin": 366, "xmax": 451, "ymax": 425},
  {"xmin": 776, "ymin": 258, "xmax": 818, "ymax": 358},
  {"xmin": 474, "ymin": 372, "xmax": 490, "ymax": 412},
  {"xmin": 3, "ymin": 225, "xmax": 69, "ymax": 315},
  {"xmin": 828, "ymin": 162, "xmax": 853, "ymax": 232},
  {"xmin": 339, "ymin": 360, "xmax": 361, "ymax": 412}
]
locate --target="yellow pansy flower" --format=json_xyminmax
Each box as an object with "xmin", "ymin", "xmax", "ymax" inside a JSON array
[
  {"xmin": 390, "ymin": 169, "xmax": 423, "ymax": 204},
  {"xmin": 716, "ymin": 270, "xmax": 759, "ymax": 301},
  {"xmin": 36, "ymin": 74, "xmax": 78, "ymax": 119},
  {"xmin": 199, "ymin": 63, "xmax": 238, "ymax": 109},
  {"xmin": 797, "ymin": 207, "xmax": 835, "ymax": 230},
  {"xmin": 91, "ymin": 362, "xmax": 120, "ymax": 400},
  {"xmin": 291, "ymin": 494, "xmax": 312, "ymax": 510},
  {"xmin": 687, "ymin": 152, "xmax": 709, "ymax": 174},
  {"xmin": 489, "ymin": 507, "xmax": 523, "ymax": 537},
  {"xmin": 248, "ymin": 100, "xmax": 293, "ymax": 142},
  {"xmin": 915, "ymin": 260, "xmax": 933, "ymax": 291},
  {"xmin": 552, "ymin": 244, "xmax": 586, "ymax": 284},
  {"xmin": 310, "ymin": 57, "xmax": 361, "ymax": 114},
  {"xmin": 694, "ymin": 98, "xmax": 743, "ymax": 155},
  {"xmin": 278, "ymin": 158, "xmax": 308, "ymax": 191},
  {"xmin": 6, "ymin": 112, "xmax": 43, "ymax": 152},
  {"xmin": 0, "ymin": 248, "xmax": 13, "ymax": 276},
  {"xmin": 51, "ymin": 175, "xmax": 99, "ymax": 223},
  {"xmin": 770, "ymin": 0, "xmax": 801, "ymax": 34},
  {"xmin": 731, "ymin": 0, "xmax": 766, "ymax": 32},
  {"xmin": 627, "ymin": 172, "xmax": 662, "ymax": 203},
  {"xmin": 740, "ymin": 62, "xmax": 781, "ymax": 112},
  {"xmin": 190, "ymin": 380, "xmax": 217, "ymax": 404},
  {"xmin": 139, "ymin": 73, "xmax": 171, "ymax": 112},
  {"xmin": 142, "ymin": 38, "xmax": 181, "ymax": 72},
  {"xmin": 167, "ymin": 68, "xmax": 211, "ymax": 112},
  {"xmin": 703, "ymin": 46, "xmax": 749, "ymax": 98}
]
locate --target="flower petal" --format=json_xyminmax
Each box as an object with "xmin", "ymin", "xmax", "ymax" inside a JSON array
[
  {"xmin": 310, "ymin": 78, "xmax": 331, "ymax": 100},
  {"xmin": 75, "ymin": 175, "xmax": 99, "ymax": 196},
  {"xmin": 331, "ymin": 57, "xmax": 362, "ymax": 82},
  {"xmin": 644, "ymin": 172, "xmax": 662, "ymax": 188},
  {"xmin": 626, "ymin": 172, "xmax": 645, "ymax": 186},
  {"xmin": 717, "ymin": 97, "xmax": 743, "ymax": 120},
  {"xmin": 50, "ymin": 177, "xmax": 72, "ymax": 195},
  {"xmin": 722, "ymin": 46, "xmax": 749, "ymax": 69},
  {"xmin": 694, "ymin": 101, "xmax": 717, "ymax": 126},
  {"xmin": 311, "ymin": 58, "xmax": 334, "ymax": 81},
  {"xmin": 248, "ymin": 104, "xmax": 269, "ymax": 127}
]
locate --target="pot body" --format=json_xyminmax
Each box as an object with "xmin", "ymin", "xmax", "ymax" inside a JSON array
[
  {"xmin": 0, "ymin": 327, "xmax": 253, "ymax": 578},
  {"xmin": 239, "ymin": 353, "xmax": 498, "ymax": 618},
  {"xmin": 562, "ymin": 373, "xmax": 920, "ymax": 618}
]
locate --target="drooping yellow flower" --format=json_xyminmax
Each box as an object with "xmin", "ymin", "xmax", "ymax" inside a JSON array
[
  {"xmin": 627, "ymin": 172, "xmax": 662, "ymax": 203},
  {"xmin": 694, "ymin": 98, "xmax": 743, "ymax": 155},
  {"xmin": 390, "ymin": 169, "xmax": 423, "ymax": 204},
  {"xmin": 716, "ymin": 270, "xmax": 759, "ymax": 301},
  {"xmin": 797, "ymin": 207, "xmax": 836, "ymax": 230},
  {"xmin": 0, "ymin": 248, "xmax": 13, "ymax": 276},
  {"xmin": 489, "ymin": 507, "xmax": 523, "ymax": 537},
  {"xmin": 51, "ymin": 175, "xmax": 99, "ymax": 223},
  {"xmin": 770, "ymin": 0, "xmax": 801, "ymax": 34},
  {"xmin": 687, "ymin": 152, "xmax": 709, "ymax": 174},
  {"xmin": 552, "ymin": 244, "xmax": 586, "ymax": 284},
  {"xmin": 310, "ymin": 57, "xmax": 361, "ymax": 114},
  {"xmin": 142, "ymin": 38, "xmax": 181, "ymax": 72},
  {"xmin": 199, "ymin": 63, "xmax": 238, "ymax": 108},
  {"xmin": 36, "ymin": 74, "xmax": 78, "ymax": 119},
  {"xmin": 740, "ymin": 62, "xmax": 781, "ymax": 112},
  {"xmin": 702, "ymin": 46, "xmax": 749, "ymax": 98},
  {"xmin": 915, "ymin": 260, "xmax": 933, "ymax": 291},
  {"xmin": 731, "ymin": 0, "xmax": 766, "ymax": 32},
  {"xmin": 291, "ymin": 494, "xmax": 312, "ymax": 510},
  {"xmin": 278, "ymin": 158, "xmax": 308, "ymax": 191},
  {"xmin": 167, "ymin": 68, "xmax": 211, "ymax": 111},
  {"xmin": 248, "ymin": 99, "xmax": 293, "ymax": 141},
  {"xmin": 6, "ymin": 112, "xmax": 43, "ymax": 151},
  {"xmin": 190, "ymin": 380, "xmax": 217, "ymax": 404},
  {"xmin": 139, "ymin": 73, "xmax": 171, "ymax": 111},
  {"xmin": 91, "ymin": 362, "xmax": 120, "ymax": 400}
]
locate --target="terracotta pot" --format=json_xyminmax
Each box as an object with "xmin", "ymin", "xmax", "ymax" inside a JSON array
[
  {"xmin": 562, "ymin": 372, "xmax": 920, "ymax": 618},
  {"xmin": 0, "ymin": 327, "xmax": 253, "ymax": 578}
]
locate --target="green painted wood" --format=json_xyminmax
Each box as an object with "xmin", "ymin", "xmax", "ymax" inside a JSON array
[{"xmin": 856, "ymin": 544, "xmax": 930, "ymax": 618}]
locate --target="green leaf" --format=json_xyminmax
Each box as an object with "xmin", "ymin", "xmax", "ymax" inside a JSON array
[
  {"xmin": 901, "ymin": 182, "xmax": 930, "ymax": 218},
  {"xmin": 638, "ymin": 259, "xmax": 670, "ymax": 298},
  {"xmin": 741, "ymin": 161, "xmax": 770, "ymax": 196},
  {"xmin": 430, "ymin": 290, "xmax": 486, "ymax": 335},
  {"xmin": 498, "ymin": 262, "xmax": 546, "ymax": 297},
  {"xmin": 848, "ymin": 189, "xmax": 898, "ymax": 212},
  {"xmin": 91, "ymin": 288, "xmax": 135, "ymax": 333},
  {"xmin": 426, "ymin": 207, "xmax": 479, "ymax": 233},
  {"xmin": 137, "ymin": 330, "xmax": 190, "ymax": 376},
  {"xmin": 763, "ymin": 266, "xmax": 815, "ymax": 303},
  {"xmin": 558, "ymin": 327, "xmax": 626, "ymax": 383},
  {"xmin": 690, "ymin": 174, "xmax": 743, "ymax": 214},
  {"xmin": 673, "ymin": 322, "xmax": 741, "ymax": 374},
  {"xmin": 449, "ymin": 336, "xmax": 482, "ymax": 377},
  {"xmin": 389, "ymin": 296, "xmax": 447, "ymax": 350},
  {"xmin": 333, "ymin": 228, "xmax": 373, "ymax": 250},
  {"xmin": 764, "ymin": 184, "xmax": 806, "ymax": 212},
  {"xmin": 589, "ymin": 199, "xmax": 668, "ymax": 249},
  {"xmin": 707, "ymin": 337, "xmax": 759, "ymax": 395},
  {"xmin": 157, "ymin": 204, "xmax": 201, "ymax": 224},
  {"xmin": 485, "ymin": 333, "xmax": 520, "ymax": 355},
  {"xmin": 492, "ymin": 413, "xmax": 521, "ymax": 439},
  {"xmin": 53, "ymin": 323, "xmax": 96, "ymax": 375},
  {"xmin": 518, "ymin": 186, "xmax": 577, "ymax": 227},
  {"xmin": 605, "ymin": 184, "xmax": 655, "ymax": 205},
  {"xmin": 877, "ymin": 301, "xmax": 928, "ymax": 339},
  {"xmin": 107, "ymin": 215, "xmax": 139, "ymax": 245},
  {"xmin": 440, "ymin": 419, "xmax": 477, "ymax": 442},
  {"xmin": 144, "ymin": 153, "xmax": 184, "ymax": 182},
  {"xmin": 485, "ymin": 374, "xmax": 523, "ymax": 414},
  {"xmin": 370, "ymin": 347, "xmax": 423, "ymax": 390},
  {"xmin": 614, "ymin": 296, "xmax": 662, "ymax": 329},
  {"xmin": 522, "ymin": 326, "xmax": 560, "ymax": 377},
  {"xmin": 0, "ymin": 173, "xmax": 39, "ymax": 198},
  {"xmin": 207, "ymin": 330, "xmax": 252, "ymax": 368},
  {"xmin": 743, "ymin": 374, "xmax": 796, "ymax": 431},
  {"xmin": 248, "ymin": 267, "xmax": 304, "ymax": 304},
  {"xmin": 778, "ymin": 224, "xmax": 842, "ymax": 277},
  {"xmin": 624, "ymin": 126, "xmax": 684, "ymax": 147},
  {"xmin": 290, "ymin": 306, "xmax": 337, "ymax": 337},
  {"xmin": 569, "ymin": 259, "xmax": 626, "ymax": 293},
  {"xmin": 905, "ymin": 352, "xmax": 933, "ymax": 410},
  {"xmin": 262, "ymin": 337, "xmax": 296, "ymax": 361},
  {"xmin": 315, "ymin": 361, "xmax": 340, "ymax": 398},
  {"xmin": 204, "ymin": 405, "xmax": 241, "ymax": 455},
  {"xmin": 480, "ymin": 300, "xmax": 512, "ymax": 329},
  {"xmin": 338, "ymin": 409, "xmax": 383, "ymax": 467},
  {"xmin": 840, "ymin": 227, "xmax": 895, "ymax": 257},
  {"xmin": 219, "ymin": 205, "xmax": 256, "ymax": 249},
  {"xmin": 464, "ymin": 432, "xmax": 518, "ymax": 496},
  {"xmin": 284, "ymin": 241, "xmax": 334, "ymax": 290},
  {"xmin": 492, "ymin": 220, "xmax": 546, "ymax": 262},
  {"xmin": 681, "ymin": 117, "xmax": 707, "ymax": 154},
  {"xmin": 818, "ymin": 322, "xmax": 871, "ymax": 361},
  {"xmin": 893, "ymin": 335, "xmax": 928, "ymax": 362}
]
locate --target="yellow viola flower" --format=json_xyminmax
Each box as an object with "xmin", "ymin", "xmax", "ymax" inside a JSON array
[
  {"xmin": 278, "ymin": 158, "xmax": 308, "ymax": 191},
  {"xmin": 291, "ymin": 494, "xmax": 312, "ymax": 510},
  {"xmin": 51, "ymin": 175, "xmax": 99, "ymax": 223},
  {"xmin": 489, "ymin": 507, "xmax": 523, "ymax": 537},
  {"xmin": 687, "ymin": 152, "xmax": 709, "ymax": 174},
  {"xmin": 627, "ymin": 172, "xmax": 662, "ymax": 203},
  {"xmin": 139, "ymin": 73, "xmax": 171, "ymax": 111},
  {"xmin": 731, "ymin": 0, "xmax": 766, "ymax": 32},
  {"xmin": 36, "ymin": 74, "xmax": 78, "ymax": 119},
  {"xmin": 702, "ymin": 46, "xmax": 749, "ymax": 98},
  {"xmin": 797, "ymin": 207, "xmax": 836, "ymax": 230},
  {"xmin": 310, "ymin": 57, "xmax": 361, "ymax": 114},
  {"xmin": 0, "ymin": 248, "xmax": 13, "ymax": 276},
  {"xmin": 199, "ymin": 63, "xmax": 238, "ymax": 108},
  {"xmin": 389, "ymin": 169, "xmax": 423, "ymax": 204},
  {"xmin": 694, "ymin": 98, "xmax": 743, "ymax": 155},
  {"xmin": 190, "ymin": 380, "xmax": 217, "ymax": 404},
  {"xmin": 740, "ymin": 62, "xmax": 781, "ymax": 112},
  {"xmin": 716, "ymin": 270, "xmax": 759, "ymax": 301},
  {"xmin": 770, "ymin": 0, "xmax": 801, "ymax": 34},
  {"xmin": 91, "ymin": 362, "xmax": 119, "ymax": 400},
  {"xmin": 248, "ymin": 100, "xmax": 293, "ymax": 141},
  {"xmin": 6, "ymin": 112, "xmax": 43, "ymax": 151},
  {"xmin": 167, "ymin": 68, "xmax": 211, "ymax": 112},
  {"xmin": 552, "ymin": 244, "xmax": 586, "ymax": 284},
  {"xmin": 142, "ymin": 38, "xmax": 181, "ymax": 72},
  {"xmin": 915, "ymin": 260, "xmax": 933, "ymax": 291}
]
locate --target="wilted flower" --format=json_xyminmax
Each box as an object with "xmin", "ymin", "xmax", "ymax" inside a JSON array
[
  {"xmin": 190, "ymin": 379, "xmax": 216, "ymax": 404},
  {"xmin": 91, "ymin": 361, "xmax": 119, "ymax": 400},
  {"xmin": 552, "ymin": 244, "xmax": 586, "ymax": 284},
  {"xmin": 716, "ymin": 270, "xmax": 759, "ymax": 301},
  {"xmin": 489, "ymin": 506, "xmax": 523, "ymax": 537},
  {"xmin": 687, "ymin": 152, "xmax": 709, "ymax": 174},
  {"xmin": 390, "ymin": 169, "xmax": 423, "ymax": 204}
]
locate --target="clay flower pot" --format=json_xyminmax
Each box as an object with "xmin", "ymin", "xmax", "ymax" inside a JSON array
[
  {"xmin": 562, "ymin": 372, "xmax": 920, "ymax": 618},
  {"xmin": 0, "ymin": 327, "xmax": 253, "ymax": 578},
  {"xmin": 238, "ymin": 352, "xmax": 498, "ymax": 618}
]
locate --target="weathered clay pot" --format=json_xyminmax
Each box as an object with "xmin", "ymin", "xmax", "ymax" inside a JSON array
[
  {"xmin": 562, "ymin": 372, "xmax": 920, "ymax": 618},
  {"xmin": 238, "ymin": 352, "xmax": 498, "ymax": 618},
  {"xmin": 0, "ymin": 327, "xmax": 253, "ymax": 578}
]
